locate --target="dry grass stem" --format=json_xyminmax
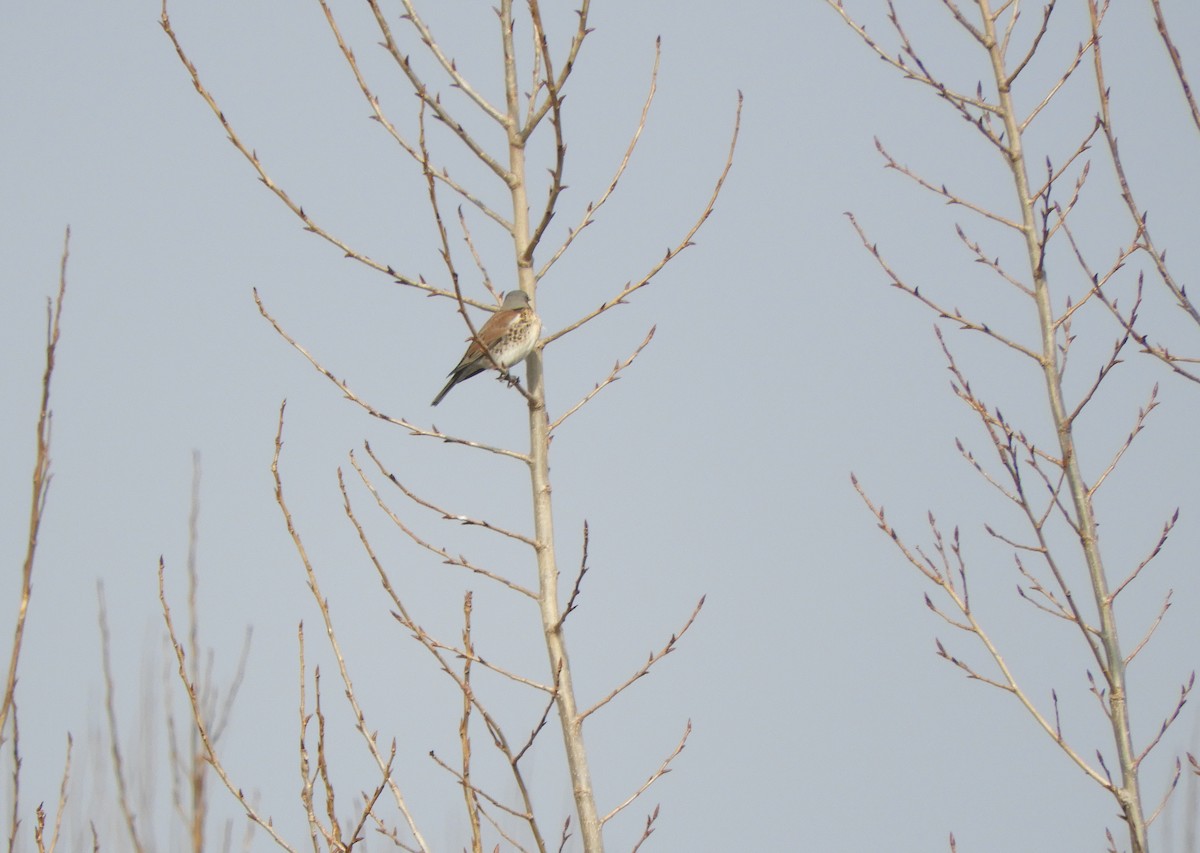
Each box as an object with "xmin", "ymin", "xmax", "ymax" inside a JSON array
[
  {"xmin": 1, "ymin": 230, "xmax": 69, "ymax": 747},
  {"xmin": 7, "ymin": 705, "xmax": 19, "ymax": 852},
  {"xmin": 33, "ymin": 734, "xmax": 72, "ymax": 853},
  {"xmin": 97, "ymin": 585, "xmax": 146, "ymax": 853},
  {"xmin": 1, "ymin": 231, "xmax": 69, "ymax": 853}
]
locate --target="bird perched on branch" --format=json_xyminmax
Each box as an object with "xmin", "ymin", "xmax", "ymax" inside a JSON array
[{"xmin": 431, "ymin": 290, "xmax": 541, "ymax": 406}]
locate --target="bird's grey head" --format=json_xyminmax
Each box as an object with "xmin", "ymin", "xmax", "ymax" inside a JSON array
[{"xmin": 501, "ymin": 290, "xmax": 531, "ymax": 310}]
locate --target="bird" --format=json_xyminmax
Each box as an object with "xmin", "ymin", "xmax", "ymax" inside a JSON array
[{"xmin": 431, "ymin": 290, "xmax": 541, "ymax": 406}]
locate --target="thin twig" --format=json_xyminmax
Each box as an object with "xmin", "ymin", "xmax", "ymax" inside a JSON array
[
  {"xmin": 578, "ymin": 598, "xmax": 705, "ymax": 721},
  {"xmin": 550, "ymin": 326, "xmax": 656, "ymax": 431},
  {"xmin": 160, "ymin": 3, "xmax": 415, "ymax": 287},
  {"xmin": 269, "ymin": 403, "xmax": 430, "ymax": 851},
  {"xmin": 600, "ymin": 721, "xmax": 691, "ymax": 824},
  {"xmin": 542, "ymin": 92, "xmax": 742, "ymax": 346}
]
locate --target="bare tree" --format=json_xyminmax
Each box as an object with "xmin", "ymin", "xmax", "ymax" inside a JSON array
[
  {"xmin": 159, "ymin": 1, "xmax": 738, "ymax": 850},
  {"xmin": 825, "ymin": 1, "xmax": 1198, "ymax": 851}
]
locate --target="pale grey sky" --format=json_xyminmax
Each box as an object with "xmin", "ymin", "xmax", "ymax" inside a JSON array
[{"xmin": 2, "ymin": 1, "xmax": 1199, "ymax": 850}]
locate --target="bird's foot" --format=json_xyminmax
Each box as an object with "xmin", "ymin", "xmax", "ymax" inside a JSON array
[{"xmin": 498, "ymin": 371, "xmax": 522, "ymax": 389}]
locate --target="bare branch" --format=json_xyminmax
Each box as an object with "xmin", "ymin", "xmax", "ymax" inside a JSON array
[
  {"xmin": 536, "ymin": 39, "xmax": 660, "ymax": 282},
  {"xmin": 1088, "ymin": 0, "xmax": 1200, "ymax": 336},
  {"xmin": 362, "ymin": 444, "xmax": 537, "ymax": 548},
  {"xmin": 1005, "ymin": 2, "xmax": 1054, "ymax": 86},
  {"xmin": 160, "ymin": 557, "xmax": 299, "ymax": 852},
  {"xmin": 159, "ymin": 4, "xmax": 414, "ymax": 286},
  {"xmin": 1145, "ymin": 757, "xmax": 1182, "ymax": 826},
  {"xmin": 1063, "ymin": 337, "xmax": 1131, "ymax": 430},
  {"xmin": 845, "ymin": 214, "xmax": 1041, "ymax": 360},
  {"xmin": 875, "ymin": 138, "xmax": 1021, "ymax": 230},
  {"xmin": 550, "ymin": 326, "xmax": 656, "ymax": 431},
  {"xmin": 1134, "ymin": 673, "xmax": 1194, "ymax": 767},
  {"xmin": 1148, "ymin": 0, "xmax": 1200, "ymax": 134},
  {"xmin": 1019, "ymin": 31, "xmax": 1094, "ymax": 132},
  {"xmin": 337, "ymin": 469, "xmax": 547, "ymax": 851},
  {"xmin": 253, "ymin": 289, "xmax": 530, "ymax": 460},
  {"xmin": 269, "ymin": 404, "xmax": 430, "ymax": 851},
  {"xmin": 1086, "ymin": 384, "xmax": 1158, "ymax": 497},
  {"xmin": 578, "ymin": 598, "xmax": 705, "ymax": 721},
  {"xmin": 600, "ymin": 721, "xmax": 691, "ymax": 824},
  {"xmin": 954, "ymin": 223, "xmax": 1032, "ymax": 296},
  {"xmin": 558, "ymin": 521, "xmax": 590, "ymax": 628},
  {"xmin": 363, "ymin": 0, "xmax": 510, "ymax": 178},
  {"xmin": 315, "ymin": 0, "xmax": 512, "ymax": 232},
  {"xmin": 628, "ymin": 805, "xmax": 661, "ymax": 853},
  {"xmin": 349, "ymin": 450, "xmax": 538, "ymax": 598},
  {"xmin": 523, "ymin": 0, "xmax": 594, "ymax": 133},
  {"xmin": 1122, "ymin": 591, "xmax": 1172, "ymax": 666},
  {"xmin": 850, "ymin": 474, "xmax": 1110, "ymax": 787},
  {"xmin": 397, "ymin": 0, "xmax": 509, "ymax": 125},
  {"xmin": 543, "ymin": 92, "xmax": 742, "ymax": 346}
]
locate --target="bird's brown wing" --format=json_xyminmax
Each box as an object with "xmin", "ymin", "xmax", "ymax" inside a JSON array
[{"xmin": 459, "ymin": 307, "xmax": 517, "ymax": 362}]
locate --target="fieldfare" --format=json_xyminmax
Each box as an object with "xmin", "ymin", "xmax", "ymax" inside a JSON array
[{"xmin": 431, "ymin": 290, "xmax": 541, "ymax": 406}]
